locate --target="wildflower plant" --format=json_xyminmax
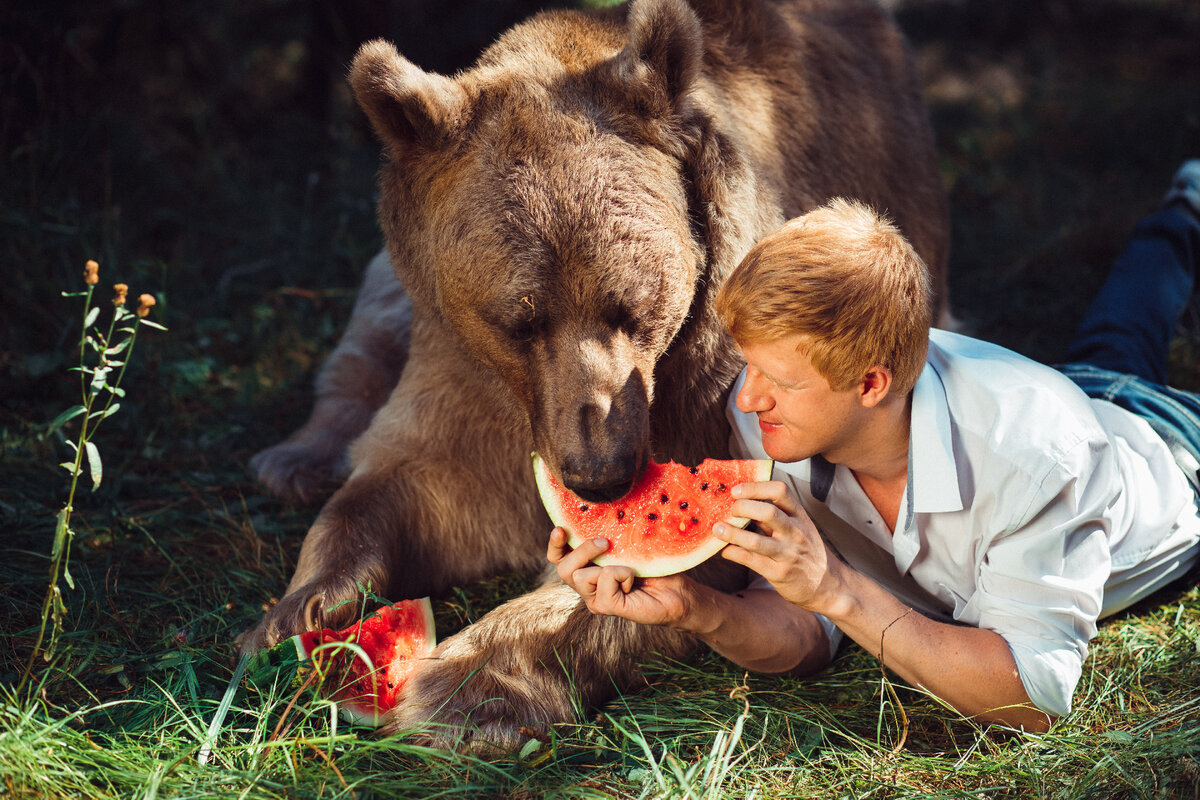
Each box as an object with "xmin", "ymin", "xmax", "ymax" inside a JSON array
[{"xmin": 20, "ymin": 259, "xmax": 165, "ymax": 687}]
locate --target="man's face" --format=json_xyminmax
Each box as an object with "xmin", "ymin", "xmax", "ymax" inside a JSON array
[{"xmin": 735, "ymin": 335, "xmax": 868, "ymax": 465}]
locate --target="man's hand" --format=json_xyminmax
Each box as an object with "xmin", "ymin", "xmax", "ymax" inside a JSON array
[
  {"xmin": 717, "ymin": 483, "xmax": 1052, "ymax": 730},
  {"xmin": 547, "ymin": 525, "xmax": 834, "ymax": 675},
  {"xmin": 713, "ymin": 480, "xmax": 840, "ymax": 613},
  {"xmin": 547, "ymin": 527, "xmax": 696, "ymax": 627}
]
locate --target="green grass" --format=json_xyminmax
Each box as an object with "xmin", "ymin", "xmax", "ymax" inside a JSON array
[{"xmin": 3, "ymin": 0, "xmax": 1200, "ymax": 797}]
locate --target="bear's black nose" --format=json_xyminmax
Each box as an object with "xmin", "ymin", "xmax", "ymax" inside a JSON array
[{"xmin": 571, "ymin": 479, "xmax": 636, "ymax": 504}]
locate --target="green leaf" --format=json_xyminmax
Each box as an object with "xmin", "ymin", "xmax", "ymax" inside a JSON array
[
  {"xmin": 48, "ymin": 405, "xmax": 86, "ymax": 433},
  {"xmin": 90, "ymin": 366, "xmax": 110, "ymax": 392},
  {"xmin": 105, "ymin": 339, "xmax": 132, "ymax": 356},
  {"xmin": 59, "ymin": 461, "xmax": 80, "ymax": 475},
  {"xmin": 63, "ymin": 563, "xmax": 75, "ymax": 590},
  {"xmin": 84, "ymin": 441, "xmax": 102, "ymax": 490},
  {"xmin": 88, "ymin": 402, "xmax": 121, "ymax": 421},
  {"xmin": 84, "ymin": 306, "xmax": 101, "ymax": 328},
  {"xmin": 107, "ymin": 385, "xmax": 126, "ymax": 398},
  {"xmin": 51, "ymin": 509, "xmax": 69, "ymax": 559},
  {"xmin": 139, "ymin": 319, "xmax": 167, "ymax": 331}
]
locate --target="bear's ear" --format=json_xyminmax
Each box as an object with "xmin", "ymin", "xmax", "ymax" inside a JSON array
[
  {"xmin": 349, "ymin": 39, "xmax": 467, "ymax": 152},
  {"xmin": 615, "ymin": 0, "xmax": 703, "ymax": 116}
]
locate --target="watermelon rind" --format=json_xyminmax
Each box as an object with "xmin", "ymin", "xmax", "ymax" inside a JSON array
[
  {"xmin": 533, "ymin": 452, "xmax": 773, "ymax": 578},
  {"xmin": 289, "ymin": 596, "xmax": 436, "ymax": 727}
]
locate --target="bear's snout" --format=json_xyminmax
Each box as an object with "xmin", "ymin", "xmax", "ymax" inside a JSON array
[{"xmin": 559, "ymin": 450, "xmax": 641, "ymax": 503}]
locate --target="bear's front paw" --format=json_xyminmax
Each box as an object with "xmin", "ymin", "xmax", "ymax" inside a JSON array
[
  {"xmin": 237, "ymin": 577, "xmax": 370, "ymax": 656},
  {"xmin": 250, "ymin": 433, "xmax": 348, "ymax": 505},
  {"xmin": 380, "ymin": 641, "xmax": 575, "ymax": 753}
]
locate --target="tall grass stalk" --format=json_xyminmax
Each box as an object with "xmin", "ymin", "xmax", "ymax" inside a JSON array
[{"xmin": 18, "ymin": 261, "xmax": 164, "ymax": 690}]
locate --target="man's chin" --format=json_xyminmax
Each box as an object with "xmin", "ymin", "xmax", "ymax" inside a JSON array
[{"xmin": 761, "ymin": 439, "xmax": 813, "ymax": 465}]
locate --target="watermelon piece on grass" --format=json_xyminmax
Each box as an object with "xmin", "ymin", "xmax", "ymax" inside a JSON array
[
  {"xmin": 533, "ymin": 453, "xmax": 773, "ymax": 577},
  {"xmin": 250, "ymin": 597, "xmax": 436, "ymax": 727}
]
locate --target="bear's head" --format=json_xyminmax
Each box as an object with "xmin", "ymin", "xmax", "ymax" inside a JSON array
[{"xmin": 350, "ymin": 0, "xmax": 757, "ymax": 502}]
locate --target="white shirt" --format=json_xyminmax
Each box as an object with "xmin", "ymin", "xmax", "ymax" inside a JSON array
[{"xmin": 727, "ymin": 329, "xmax": 1200, "ymax": 717}]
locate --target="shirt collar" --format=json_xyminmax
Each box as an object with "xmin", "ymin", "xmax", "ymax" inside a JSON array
[
  {"xmin": 808, "ymin": 359, "xmax": 962, "ymax": 513},
  {"xmin": 907, "ymin": 358, "xmax": 963, "ymax": 515}
]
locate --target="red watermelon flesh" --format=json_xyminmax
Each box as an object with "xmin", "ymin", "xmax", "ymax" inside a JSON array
[
  {"xmin": 533, "ymin": 453, "xmax": 773, "ymax": 577},
  {"xmin": 292, "ymin": 597, "xmax": 436, "ymax": 727}
]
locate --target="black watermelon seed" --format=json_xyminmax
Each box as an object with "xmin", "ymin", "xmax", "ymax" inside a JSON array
[
  {"xmin": 617, "ymin": 510, "xmax": 625, "ymax": 520},
  {"xmin": 700, "ymin": 482, "xmax": 709, "ymax": 491},
  {"xmin": 691, "ymin": 517, "xmax": 699, "ymax": 524},
  {"xmin": 579, "ymin": 504, "xmax": 590, "ymax": 512},
  {"xmin": 689, "ymin": 466, "xmax": 700, "ymax": 474},
  {"xmin": 660, "ymin": 493, "xmax": 669, "ymax": 503},
  {"xmin": 717, "ymin": 483, "xmax": 727, "ymax": 492},
  {"xmin": 679, "ymin": 501, "xmax": 688, "ymax": 510},
  {"xmin": 647, "ymin": 513, "xmax": 658, "ymax": 521}
]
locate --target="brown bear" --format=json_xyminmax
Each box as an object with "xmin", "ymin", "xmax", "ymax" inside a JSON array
[{"xmin": 243, "ymin": 0, "xmax": 951, "ymax": 749}]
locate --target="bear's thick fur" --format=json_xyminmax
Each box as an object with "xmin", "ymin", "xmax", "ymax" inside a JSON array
[{"xmin": 244, "ymin": 0, "xmax": 950, "ymax": 748}]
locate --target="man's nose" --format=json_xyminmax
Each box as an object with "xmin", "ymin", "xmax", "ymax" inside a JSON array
[{"xmin": 737, "ymin": 371, "xmax": 770, "ymax": 412}]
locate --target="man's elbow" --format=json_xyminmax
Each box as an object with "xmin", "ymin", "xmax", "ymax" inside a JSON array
[{"xmin": 977, "ymin": 705, "xmax": 1055, "ymax": 733}]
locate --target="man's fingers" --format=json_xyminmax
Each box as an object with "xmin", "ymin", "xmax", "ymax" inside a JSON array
[
  {"xmin": 723, "ymin": 497, "xmax": 793, "ymax": 537},
  {"xmin": 712, "ymin": 520, "xmax": 781, "ymax": 556},
  {"xmin": 718, "ymin": 542, "xmax": 779, "ymax": 578},
  {"xmin": 547, "ymin": 526, "xmax": 569, "ymax": 563},
  {"xmin": 731, "ymin": 479, "xmax": 801, "ymax": 515},
  {"xmin": 595, "ymin": 566, "xmax": 637, "ymax": 605},
  {"xmin": 553, "ymin": 533, "xmax": 611, "ymax": 584}
]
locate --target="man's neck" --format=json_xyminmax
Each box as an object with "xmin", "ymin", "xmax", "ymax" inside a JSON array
[
  {"xmin": 841, "ymin": 392, "xmax": 911, "ymax": 533},
  {"xmin": 842, "ymin": 391, "xmax": 912, "ymax": 485}
]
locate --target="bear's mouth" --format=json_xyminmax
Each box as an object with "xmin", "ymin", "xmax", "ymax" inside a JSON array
[{"xmin": 570, "ymin": 479, "xmax": 636, "ymax": 504}]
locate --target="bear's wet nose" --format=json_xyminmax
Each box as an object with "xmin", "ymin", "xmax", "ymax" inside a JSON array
[
  {"xmin": 561, "ymin": 449, "xmax": 643, "ymax": 503},
  {"xmin": 571, "ymin": 479, "xmax": 636, "ymax": 504}
]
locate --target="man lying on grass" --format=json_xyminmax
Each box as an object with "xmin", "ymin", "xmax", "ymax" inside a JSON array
[{"xmin": 550, "ymin": 163, "xmax": 1200, "ymax": 732}]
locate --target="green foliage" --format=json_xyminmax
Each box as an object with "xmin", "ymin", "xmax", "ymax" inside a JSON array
[{"xmin": 18, "ymin": 269, "xmax": 164, "ymax": 687}]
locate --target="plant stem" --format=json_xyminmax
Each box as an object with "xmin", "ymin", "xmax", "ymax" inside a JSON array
[{"xmin": 18, "ymin": 293, "xmax": 141, "ymax": 691}]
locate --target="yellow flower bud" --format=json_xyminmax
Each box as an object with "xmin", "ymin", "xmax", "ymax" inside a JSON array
[
  {"xmin": 84, "ymin": 259, "xmax": 100, "ymax": 286},
  {"xmin": 136, "ymin": 294, "xmax": 157, "ymax": 318},
  {"xmin": 113, "ymin": 283, "xmax": 129, "ymax": 306}
]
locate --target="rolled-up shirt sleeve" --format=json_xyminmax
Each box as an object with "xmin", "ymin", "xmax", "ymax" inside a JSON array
[{"xmin": 971, "ymin": 439, "xmax": 1116, "ymax": 718}]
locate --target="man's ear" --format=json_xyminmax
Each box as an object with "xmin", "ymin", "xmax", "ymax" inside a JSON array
[{"xmin": 858, "ymin": 366, "xmax": 894, "ymax": 408}]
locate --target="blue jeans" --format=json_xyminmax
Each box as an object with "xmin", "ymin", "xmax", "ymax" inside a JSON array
[{"xmin": 1055, "ymin": 207, "xmax": 1200, "ymax": 493}]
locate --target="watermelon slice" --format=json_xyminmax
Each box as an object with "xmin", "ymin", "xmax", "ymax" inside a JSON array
[
  {"xmin": 533, "ymin": 453, "xmax": 773, "ymax": 577},
  {"xmin": 286, "ymin": 597, "xmax": 436, "ymax": 727}
]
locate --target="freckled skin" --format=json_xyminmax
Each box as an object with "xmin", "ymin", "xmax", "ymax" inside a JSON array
[{"xmin": 243, "ymin": 0, "xmax": 949, "ymax": 750}]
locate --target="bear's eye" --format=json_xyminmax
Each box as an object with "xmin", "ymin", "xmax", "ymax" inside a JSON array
[
  {"xmin": 509, "ymin": 318, "xmax": 539, "ymax": 342},
  {"xmin": 487, "ymin": 296, "xmax": 542, "ymax": 343},
  {"xmin": 604, "ymin": 304, "xmax": 633, "ymax": 331},
  {"xmin": 605, "ymin": 303, "xmax": 654, "ymax": 345}
]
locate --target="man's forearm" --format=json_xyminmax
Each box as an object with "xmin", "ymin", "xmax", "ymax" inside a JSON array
[
  {"xmin": 815, "ymin": 566, "xmax": 1053, "ymax": 731},
  {"xmin": 676, "ymin": 585, "xmax": 832, "ymax": 676}
]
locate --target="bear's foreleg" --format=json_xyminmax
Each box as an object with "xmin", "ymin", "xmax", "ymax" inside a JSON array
[
  {"xmin": 241, "ymin": 342, "xmax": 549, "ymax": 654},
  {"xmin": 251, "ymin": 250, "xmax": 411, "ymax": 504},
  {"xmin": 384, "ymin": 556, "xmax": 749, "ymax": 751},
  {"xmin": 384, "ymin": 579, "xmax": 702, "ymax": 751}
]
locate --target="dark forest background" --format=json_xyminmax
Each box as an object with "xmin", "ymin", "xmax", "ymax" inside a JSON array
[{"xmin": 3, "ymin": 0, "xmax": 1199, "ymax": 424}]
